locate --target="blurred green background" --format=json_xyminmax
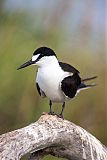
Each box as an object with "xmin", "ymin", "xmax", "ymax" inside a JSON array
[{"xmin": 0, "ymin": 0, "xmax": 106, "ymax": 159}]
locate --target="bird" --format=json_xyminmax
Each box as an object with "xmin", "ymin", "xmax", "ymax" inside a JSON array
[{"xmin": 17, "ymin": 47, "xmax": 97, "ymax": 118}]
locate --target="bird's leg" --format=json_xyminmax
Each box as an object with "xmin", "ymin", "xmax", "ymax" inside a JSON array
[
  {"xmin": 59, "ymin": 102, "xmax": 65, "ymax": 119},
  {"xmin": 48, "ymin": 100, "xmax": 54, "ymax": 115}
]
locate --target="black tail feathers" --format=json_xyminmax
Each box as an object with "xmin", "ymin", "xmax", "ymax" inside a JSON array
[
  {"xmin": 81, "ymin": 76, "xmax": 97, "ymax": 82},
  {"xmin": 78, "ymin": 76, "xmax": 97, "ymax": 90},
  {"xmin": 78, "ymin": 82, "xmax": 96, "ymax": 90}
]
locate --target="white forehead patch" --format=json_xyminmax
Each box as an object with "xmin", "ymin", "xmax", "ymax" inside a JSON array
[{"xmin": 32, "ymin": 54, "xmax": 40, "ymax": 61}]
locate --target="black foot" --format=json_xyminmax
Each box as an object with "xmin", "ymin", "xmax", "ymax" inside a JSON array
[
  {"xmin": 48, "ymin": 111, "xmax": 55, "ymax": 115},
  {"xmin": 57, "ymin": 114, "xmax": 64, "ymax": 119}
]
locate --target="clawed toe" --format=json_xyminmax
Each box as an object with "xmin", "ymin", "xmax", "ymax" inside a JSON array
[
  {"xmin": 48, "ymin": 112, "xmax": 64, "ymax": 119},
  {"xmin": 58, "ymin": 114, "xmax": 64, "ymax": 119},
  {"xmin": 48, "ymin": 112, "xmax": 55, "ymax": 115}
]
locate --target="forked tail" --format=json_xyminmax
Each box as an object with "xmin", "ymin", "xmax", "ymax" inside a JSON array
[
  {"xmin": 78, "ymin": 76, "xmax": 97, "ymax": 91},
  {"xmin": 81, "ymin": 76, "xmax": 97, "ymax": 82}
]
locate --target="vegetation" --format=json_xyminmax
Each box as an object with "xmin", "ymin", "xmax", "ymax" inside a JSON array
[{"xmin": 0, "ymin": 1, "xmax": 106, "ymax": 159}]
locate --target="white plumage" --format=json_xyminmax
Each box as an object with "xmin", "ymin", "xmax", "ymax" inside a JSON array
[
  {"xmin": 36, "ymin": 56, "xmax": 71, "ymax": 102},
  {"xmin": 18, "ymin": 46, "xmax": 96, "ymax": 117}
]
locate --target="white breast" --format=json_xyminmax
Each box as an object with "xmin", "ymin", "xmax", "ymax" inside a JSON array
[{"xmin": 36, "ymin": 64, "xmax": 70, "ymax": 102}]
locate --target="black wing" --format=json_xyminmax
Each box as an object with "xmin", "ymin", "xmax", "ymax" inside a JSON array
[
  {"xmin": 61, "ymin": 74, "xmax": 81, "ymax": 98},
  {"xmin": 59, "ymin": 61, "xmax": 79, "ymax": 74},
  {"xmin": 36, "ymin": 83, "xmax": 46, "ymax": 98}
]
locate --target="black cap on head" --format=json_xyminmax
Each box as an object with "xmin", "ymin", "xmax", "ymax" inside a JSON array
[
  {"xmin": 17, "ymin": 47, "xmax": 57, "ymax": 70},
  {"xmin": 33, "ymin": 47, "xmax": 57, "ymax": 57}
]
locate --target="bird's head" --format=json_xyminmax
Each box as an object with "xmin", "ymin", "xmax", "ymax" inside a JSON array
[{"xmin": 17, "ymin": 47, "xmax": 57, "ymax": 70}]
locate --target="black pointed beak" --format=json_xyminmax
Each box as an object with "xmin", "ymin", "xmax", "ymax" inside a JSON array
[{"xmin": 17, "ymin": 59, "xmax": 34, "ymax": 70}]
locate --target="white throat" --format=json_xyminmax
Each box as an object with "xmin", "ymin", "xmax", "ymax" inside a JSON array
[{"xmin": 36, "ymin": 56, "xmax": 58, "ymax": 67}]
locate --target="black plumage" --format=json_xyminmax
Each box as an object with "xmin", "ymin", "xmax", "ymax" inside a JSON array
[
  {"xmin": 59, "ymin": 62, "xmax": 79, "ymax": 74},
  {"xmin": 36, "ymin": 83, "xmax": 41, "ymax": 96},
  {"xmin": 61, "ymin": 74, "xmax": 81, "ymax": 98},
  {"xmin": 18, "ymin": 46, "xmax": 97, "ymax": 118},
  {"xmin": 33, "ymin": 47, "xmax": 57, "ymax": 57},
  {"xmin": 59, "ymin": 61, "xmax": 81, "ymax": 98},
  {"xmin": 36, "ymin": 83, "xmax": 46, "ymax": 98}
]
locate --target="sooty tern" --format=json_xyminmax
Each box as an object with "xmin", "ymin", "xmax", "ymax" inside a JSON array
[{"xmin": 18, "ymin": 47, "xmax": 97, "ymax": 118}]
